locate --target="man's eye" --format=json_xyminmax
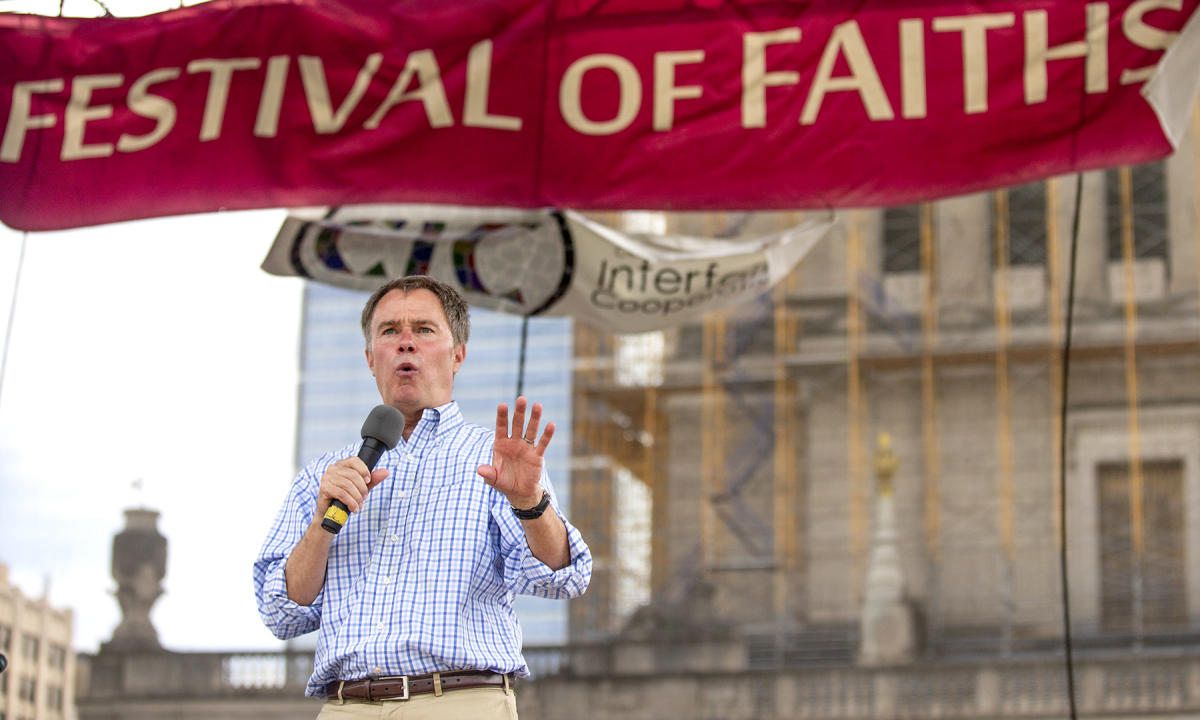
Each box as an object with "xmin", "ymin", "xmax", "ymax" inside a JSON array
[
  {"xmin": 382, "ymin": 328, "xmax": 395, "ymax": 335},
  {"xmin": 418, "ymin": 327, "xmax": 433, "ymax": 333}
]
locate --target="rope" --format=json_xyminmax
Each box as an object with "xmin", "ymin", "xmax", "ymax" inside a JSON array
[{"xmin": 0, "ymin": 231, "xmax": 28, "ymax": 412}]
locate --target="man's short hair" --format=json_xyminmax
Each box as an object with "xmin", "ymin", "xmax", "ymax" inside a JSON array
[{"xmin": 360, "ymin": 275, "xmax": 471, "ymax": 348}]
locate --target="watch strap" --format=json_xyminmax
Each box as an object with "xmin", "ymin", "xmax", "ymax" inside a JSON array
[{"xmin": 511, "ymin": 490, "xmax": 551, "ymax": 520}]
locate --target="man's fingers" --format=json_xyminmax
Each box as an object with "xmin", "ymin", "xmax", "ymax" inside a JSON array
[
  {"xmin": 335, "ymin": 467, "xmax": 368, "ymax": 500},
  {"xmin": 494, "ymin": 403, "xmax": 509, "ymax": 441},
  {"xmin": 536, "ymin": 421, "xmax": 555, "ymax": 453},
  {"xmin": 321, "ymin": 460, "xmax": 378, "ymax": 514},
  {"xmin": 499, "ymin": 397, "xmax": 554, "ymax": 445},
  {"xmin": 336, "ymin": 476, "xmax": 365, "ymax": 512},
  {"xmin": 345, "ymin": 457, "xmax": 372, "ymax": 480},
  {"xmin": 524, "ymin": 402, "xmax": 542, "ymax": 443},
  {"xmin": 511, "ymin": 396, "xmax": 528, "ymax": 440},
  {"xmin": 329, "ymin": 486, "xmax": 360, "ymax": 513},
  {"xmin": 367, "ymin": 468, "xmax": 389, "ymax": 490}
]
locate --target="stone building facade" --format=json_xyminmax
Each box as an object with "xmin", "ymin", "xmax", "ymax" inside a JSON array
[
  {"xmin": 556, "ymin": 115, "xmax": 1200, "ymax": 717},
  {"xmin": 0, "ymin": 563, "xmax": 75, "ymax": 720},
  {"xmin": 70, "ymin": 108, "xmax": 1200, "ymax": 720}
]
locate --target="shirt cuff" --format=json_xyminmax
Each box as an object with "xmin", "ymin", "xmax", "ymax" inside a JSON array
[
  {"xmin": 517, "ymin": 523, "xmax": 592, "ymax": 598},
  {"xmin": 259, "ymin": 560, "xmax": 323, "ymax": 637}
]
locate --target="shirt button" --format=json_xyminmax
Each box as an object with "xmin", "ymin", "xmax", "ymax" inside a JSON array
[
  {"xmin": 373, "ymin": 667, "xmax": 382, "ymax": 675},
  {"xmin": 382, "ymin": 576, "xmax": 391, "ymax": 584},
  {"xmin": 376, "ymin": 622, "xmax": 385, "ymax": 631},
  {"xmin": 390, "ymin": 534, "xmax": 399, "ymax": 542}
]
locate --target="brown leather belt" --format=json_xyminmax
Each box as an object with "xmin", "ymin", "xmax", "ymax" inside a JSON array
[{"xmin": 327, "ymin": 671, "xmax": 511, "ymax": 702}]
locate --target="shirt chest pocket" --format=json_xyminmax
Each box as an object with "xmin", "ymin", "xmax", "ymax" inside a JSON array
[{"xmin": 405, "ymin": 484, "xmax": 493, "ymax": 554}]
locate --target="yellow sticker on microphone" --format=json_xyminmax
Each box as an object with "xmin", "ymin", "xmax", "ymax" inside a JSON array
[{"xmin": 324, "ymin": 505, "xmax": 349, "ymax": 525}]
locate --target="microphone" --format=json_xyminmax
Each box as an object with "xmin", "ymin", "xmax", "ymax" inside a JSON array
[
  {"xmin": 0, "ymin": 652, "xmax": 6, "ymax": 673},
  {"xmin": 321, "ymin": 404, "xmax": 405, "ymax": 534}
]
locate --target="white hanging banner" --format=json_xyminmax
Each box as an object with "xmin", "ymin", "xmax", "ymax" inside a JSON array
[
  {"xmin": 1144, "ymin": 4, "xmax": 1200, "ymax": 149},
  {"xmin": 261, "ymin": 205, "xmax": 835, "ymax": 333}
]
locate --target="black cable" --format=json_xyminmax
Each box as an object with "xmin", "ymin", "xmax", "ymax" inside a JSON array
[
  {"xmin": 1057, "ymin": 172, "xmax": 1083, "ymax": 720},
  {"xmin": 516, "ymin": 315, "xmax": 530, "ymax": 399}
]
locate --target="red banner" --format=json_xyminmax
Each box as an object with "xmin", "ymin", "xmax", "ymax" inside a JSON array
[{"xmin": 0, "ymin": 0, "xmax": 1196, "ymax": 230}]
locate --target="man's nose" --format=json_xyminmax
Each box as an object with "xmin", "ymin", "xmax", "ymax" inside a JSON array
[{"xmin": 396, "ymin": 328, "xmax": 417, "ymax": 349}]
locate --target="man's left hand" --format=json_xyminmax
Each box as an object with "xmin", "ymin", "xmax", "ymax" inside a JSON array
[{"xmin": 478, "ymin": 396, "xmax": 554, "ymax": 510}]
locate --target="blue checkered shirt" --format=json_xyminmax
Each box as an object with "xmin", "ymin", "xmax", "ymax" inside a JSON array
[{"xmin": 253, "ymin": 402, "xmax": 592, "ymax": 697}]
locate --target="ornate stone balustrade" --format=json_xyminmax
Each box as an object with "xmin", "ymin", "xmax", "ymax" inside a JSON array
[
  {"xmin": 76, "ymin": 643, "xmax": 1200, "ymax": 720},
  {"xmin": 519, "ymin": 645, "xmax": 1200, "ymax": 720}
]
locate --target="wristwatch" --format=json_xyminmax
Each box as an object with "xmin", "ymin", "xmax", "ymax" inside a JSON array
[{"xmin": 511, "ymin": 491, "xmax": 551, "ymax": 520}]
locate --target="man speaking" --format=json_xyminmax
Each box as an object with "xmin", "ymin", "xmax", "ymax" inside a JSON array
[{"xmin": 254, "ymin": 275, "xmax": 592, "ymax": 718}]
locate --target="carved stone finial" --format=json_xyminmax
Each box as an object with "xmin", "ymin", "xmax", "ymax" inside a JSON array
[
  {"xmin": 104, "ymin": 508, "xmax": 167, "ymax": 652},
  {"xmin": 860, "ymin": 431, "xmax": 918, "ymax": 667},
  {"xmin": 874, "ymin": 432, "xmax": 898, "ymax": 496}
]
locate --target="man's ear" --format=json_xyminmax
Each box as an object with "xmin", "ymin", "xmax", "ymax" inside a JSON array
[
  {"xmin": 452, "ymin": 343, "xmax": 466, "ymax": 374},
  {"xmin": 366, "ymin": 346, "xmax": 376, "ymax": 377}
]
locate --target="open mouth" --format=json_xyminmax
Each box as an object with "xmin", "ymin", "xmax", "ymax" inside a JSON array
[{"xmin": 396, "ymin": 362, "xmax": 418, "ymax": 375}]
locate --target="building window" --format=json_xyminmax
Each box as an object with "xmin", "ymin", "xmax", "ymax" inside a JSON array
[
  {"xmin": 615, "ymin": 332, "xmax": 665, "ymax": 387},
  {"xmin": 47, "ymin": 644, "xmax": 66, "ymax": 669},
  {"xmin": 1006, "ymin": 182, "xmax": 1047, "ymax": 266},
  {"xmin": 46, "ymin": 685, "xmax": 63, "ymax": 712},
  {"xmin": 20, "ymin": 635, "xmax": 38, "ymax": 661},
  {"xmin": 1106, "ymin": 161, "xmax": 1168, "ymax": 261},
  {"xmin": 882, "ymin": 204, "xmax": 922, "ymax": 273},
  {"xmin": 622, "ymin": 210, "xmax": 667, "ymax": 236},
  {"xmin": 17, "ymin": 676, "xmax": 35, "ymax": 703},
  {"xmin": 1098, "ymin": 459, "xmax": 1186, "ymax": 633},
  {"xmin": 613, "ymin": 468, "xmax": 652, "ymax": 625}
]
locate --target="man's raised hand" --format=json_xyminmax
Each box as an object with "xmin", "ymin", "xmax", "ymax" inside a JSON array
[{"xmin": 477, "ymin": 396, "xmax": 554, "ymax": 509}]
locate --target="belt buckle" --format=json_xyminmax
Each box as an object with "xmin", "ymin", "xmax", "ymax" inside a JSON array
[{"xmin": 378, "ymin": 675, "xmax": 409, "ymax": 700}]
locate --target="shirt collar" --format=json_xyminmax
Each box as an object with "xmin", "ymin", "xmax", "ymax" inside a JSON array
[{"xmin": 415, "ymin": 400, "xmax": 464, "ymax": 440}]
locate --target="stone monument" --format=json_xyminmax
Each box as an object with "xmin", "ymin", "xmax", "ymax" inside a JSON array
[
  {"xmin": 103, "ymin": 507, "xmax": 167, "ymax": 652},
  {"xmin": 858, "ymin": 432, "xmax": 918, "ymax": 666}
]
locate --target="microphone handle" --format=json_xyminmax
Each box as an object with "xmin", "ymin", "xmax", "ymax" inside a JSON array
[{"xmin": 321, "ymin": 437, "xmax": 390, "ymax": 534}]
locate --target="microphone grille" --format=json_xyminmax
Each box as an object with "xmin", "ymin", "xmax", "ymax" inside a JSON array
[{"xmin": 360, "ymin": 405, "xmax": 405, "ymax": 449}]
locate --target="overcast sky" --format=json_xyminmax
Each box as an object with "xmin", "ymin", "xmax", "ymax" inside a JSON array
[
  {"xmin": 0, "ymin": 0, "xmax": 311, "ymax": 654},
  {"xmin": 0, "ymin": 210, "xmax": 305, "ymax": 653}
]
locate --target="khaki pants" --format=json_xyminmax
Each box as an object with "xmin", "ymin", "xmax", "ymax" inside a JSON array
[{"xmin": 317, "ymin": 687, "xmax": 518, "ymax": 720}]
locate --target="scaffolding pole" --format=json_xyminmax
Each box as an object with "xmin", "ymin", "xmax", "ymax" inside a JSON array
[
  {"xmin": 1194, "ymin": 98, "xmax": 1200, "ymax": 314},
  {"xmin": 847, "ymin": 213, "xmax": 869, "ymax": 591},
  {"xmin": 701, "ymin": 217, "xmax": 728, "ymax": 577},
  {"xmin": 919, "ymin": 202, "xmax": 941, "ymax": 561},
  {"xmin": 1117, "ymin": 166, "xmax": 1147, "ymax": 643},
  {"xmin": 773, "ymin": 272, "xmax": 799, "ymax": 622},
  {"xmin": 992, "ymin": 190, "xmax": 1017, "ymax": 648},
  {"xmin": 1046, "ymin": 178, "xmax": 1066, "ymax": 549}
]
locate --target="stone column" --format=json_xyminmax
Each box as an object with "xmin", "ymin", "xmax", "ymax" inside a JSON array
[{"xmin": 935, "ymin": 193, "xmax": 993, "ymax": 327}]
